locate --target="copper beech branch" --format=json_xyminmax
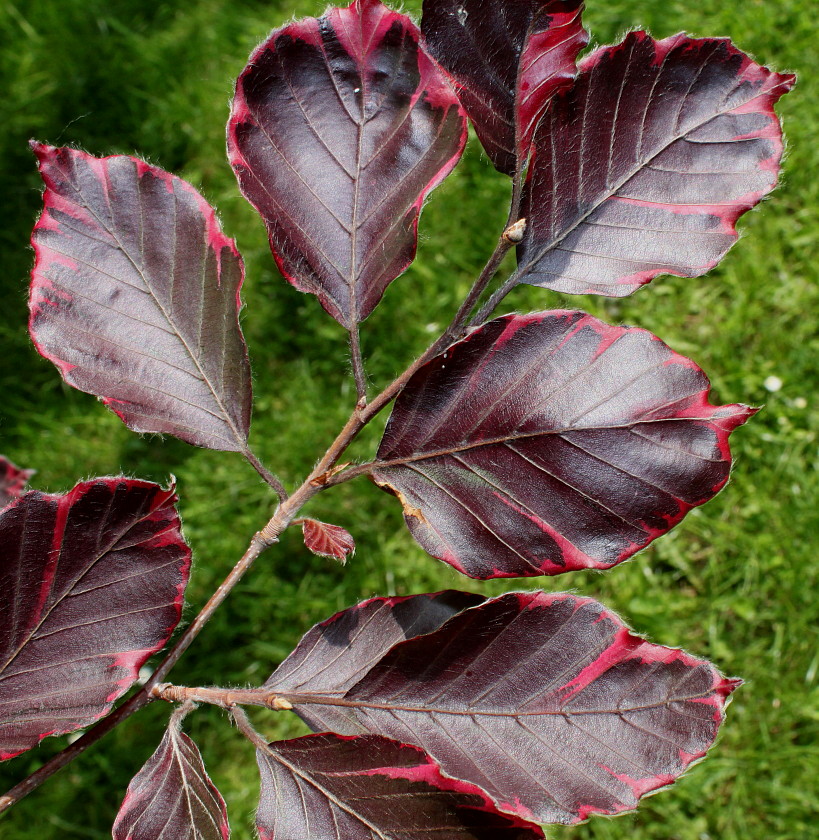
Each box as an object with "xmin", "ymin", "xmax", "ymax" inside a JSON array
[{"xmin": 0, "ymin": 199, "xmax": 523, "ymax": 820}]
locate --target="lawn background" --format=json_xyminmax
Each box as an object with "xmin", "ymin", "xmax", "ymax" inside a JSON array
[{"xmin": 0, "ymin": 0, "xmax": 816, "ymax": 837}]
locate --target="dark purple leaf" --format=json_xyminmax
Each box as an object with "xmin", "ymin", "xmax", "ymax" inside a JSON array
[
  {"xmin": 113, "ymin": 709, "xmax": 229, "ymax": 840},
  {"xmin": 0, "ymin": 456, "xmax": 34, "ymax": 509},
  {"xmin": 422, "ymin": 0, "xmax": 588, "ymax": 174},
  {"xmin": 0, "ymin": 478, "xmax": 190, "ymax": 760},
  {"xmin": 266, "ymin": 591, "xmax": 485, "ymax": 733},
  {"xmin": 283, "ymin": 592, "xmax": 740, "ymax": 825},
  {"xmin": 29, "ymin": 143, "xmax": 252, "ymax": 451},
  {"xmin": 228, "ymin": 0, "xmax": 467, "ymax": 328},
  {"xmin": 372, "ymin": 311, "xmax": 753, "ymax": 579},
  {"xmin": 301, "ymin": 518, "xmax": 356, "ymax": 563},
  {"xmin": 255, "ymin": 732, "xmax": 544, "ymax": 839},
  {"xmin": 516, "ymin": 32, "xmax": 795, "ymax": 296}
]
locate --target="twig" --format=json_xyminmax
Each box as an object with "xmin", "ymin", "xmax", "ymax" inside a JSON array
[
  {"xmin": 443, "ymin": 164, "xmax": 528, "ymax": 340},
  {"xmin": 152, "ymin": 683, "xmax": 292, "ymax": 711},
  {"xmin": 320, "ymin": 461, "xmax": 375, "ymax": 488},
  {"xmin": 443, "ymin": 236, "xmax": 515, "ymax": 340},
  {"xmin": 463, "ymin": 159, "xmax": 528, "ymax": 329}
]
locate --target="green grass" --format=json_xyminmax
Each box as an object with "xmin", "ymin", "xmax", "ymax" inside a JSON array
[{"xmin": 0, "ymin": 0, "xmax": 816, "ymax": 838}]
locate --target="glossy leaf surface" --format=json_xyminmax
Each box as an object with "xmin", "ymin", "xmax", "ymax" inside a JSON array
[
  {"xmin": 228, "ymin": 0, "xmax": 467, "ymax": 327},
  {"xmin": 267, "ymin": 591, "xmax": 484, "ymax": 733},
  {"xmin": 516, "ymin": 33, "xmax": 795, "ymax": 296},
  {"xmin": 30, "ymin": 143, "xmax": 252, "ymax": 451},
  {"xmin": 0, "ymin": 479, "xmax": 190, "ymax": 760},
  {"xmin": 113, "ymin": 711, "xmax": 229, "ymax": 840},
  {"xmin": 285, "ymin": 592, "xmax": 739, "ymax": 825},
  {"xmin": 373, "ymin": 311, "xmax": 753, "ymax": 579},
  {"xmin": 301, "ymin": 518, "xmax": 356, "ymax": 562},
  {"xmin": 422, "ymin": 0, "xmax": 588, "ymax": 173},
  {"xmin": 256, "ymin": 732, "xmax": 543, "ymax": 839},
  {"xmin": 0, "ymin": 456, "xmax": 34, "ymax": 509}
]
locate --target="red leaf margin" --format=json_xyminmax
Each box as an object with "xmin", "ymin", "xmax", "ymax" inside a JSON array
[
  {"xmin": 578, "ymin": 31, "xmax": 795, "ymax": 269},
  {"xmin": 0, "ymin": 478, "xmax": 190, "ymax": 761},
  {"xmin": 28, "ymin": 142, "xmax": 252, "ymax": 451},
  {"xmin": 517, "ymin": 32, "xmax": 796, "ymax": 298},
  {"xmin": 535, "ymin": 591, "xmax": 742, "ymax": 821},
  {"xmin": 228, "ymin": 0, "xmax": 468, "ymax": 327},
  {"xmin": 373, "ymin": 311, "xmax": 757, "ymax": 579}
]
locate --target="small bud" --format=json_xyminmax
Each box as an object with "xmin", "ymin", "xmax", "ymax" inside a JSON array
[
  {"xmin": 302, "ymin": 517, "xmax": 355, "ymax": 563},
  {"xmin": 503, "ymin": 218, "xmax": 527, "ymax": 243}
]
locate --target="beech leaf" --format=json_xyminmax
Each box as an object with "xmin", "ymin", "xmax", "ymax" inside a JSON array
[
  {"xmin": 372, "ymin": 311, "xmax": 754, "ymax": 579},
  {"xmin": 301, "ymin": 518, "xmax": 356, "ymax": 562},
  {"xmin": 113, "ymin": 710, "xmax": 229, "ymax": 840},
  {"xmin": 228, "ymin": 0, "xmax": 467, "ymax": 328},
  {"xmin": 280, "ymin": 591, "xmax": 740, "ymax": 825},
  {"xmin": 266, "ymin": 591, "xmax": 485, "ymax": 733},
  {"xmin": 255, "ymin": 732, "xmax": 544, "ymax": 839},
  {"xmin": 0, "ymin": 456, "xmax": 34, "ymax": 509},
  {"xmin": 29, "ymin": 143, "xmax": 253, "ymax": 452},
  {"xmin": 516, "ymin": 32, "xmax": 795, "ymax": 296},
  {"xmin": 422, "ymin": 0, "xmax": 588, "ymax": 174},
  {"xmin": 0, "ymin": 478, "xmax": 190, "ymax": 760}
]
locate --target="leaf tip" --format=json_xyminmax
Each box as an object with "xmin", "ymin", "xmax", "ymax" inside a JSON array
[
  {"xmin": 29, "ymin": 139, "xmax": 51, "ymax": 165},
  {"xmin": 720, "ymin": 676, "xmax": 744, "ymax": 698}
]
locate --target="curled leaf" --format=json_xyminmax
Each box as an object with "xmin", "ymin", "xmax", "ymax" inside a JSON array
[{"xmin": 422, "ymin": 0, "xmax": 588, "ymax": 173}]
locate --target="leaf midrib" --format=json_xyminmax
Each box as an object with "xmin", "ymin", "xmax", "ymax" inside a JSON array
[
  {"xmin": 284, "ymin": 691, "xmax": 714, "ymax": 718},
  {"xmin": 371, "ymin": 415, "xmax": 725, "ymax": 471}
]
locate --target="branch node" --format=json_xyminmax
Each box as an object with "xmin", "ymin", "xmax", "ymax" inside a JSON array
[
  {"xmin": 150, "ymin": 682, "xmax": 171, "ymax": 700},
  {"xmin": 152, "ymin": 683, "xmax": 187, "ymax": 703},
  {"xmin": 254, "ymin": 527, "xmax": 280, "ymax": 547},
  {"xmin": 310, "ymin": 463, "xmax": 352, "ymax": 487}
]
